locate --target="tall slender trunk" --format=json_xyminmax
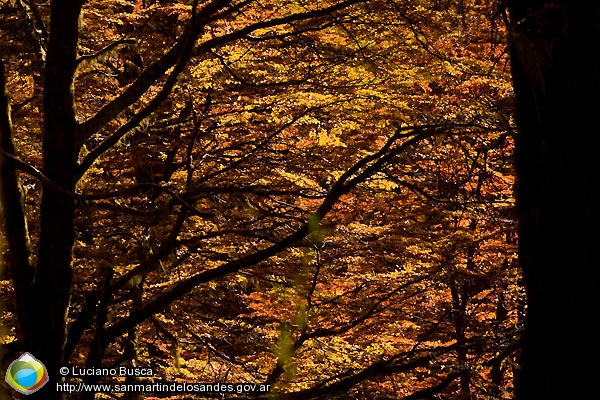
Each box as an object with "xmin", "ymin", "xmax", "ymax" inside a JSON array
[
  {"xmin": 18, "ymin": 2, "xmax": 83, "ymax": 398},
  {"xmin": 451, "ymin": 283, "xmax": 471, "ymax": 400},
  {"xmin": 507, "ymin": 2, "xmax": 600, "ymax": 398},
  {"xmin": 122, "ymin": 280, "xmax": 145, "ymax": 400},
  {"xmin": 0, "ymin": 60, "xmax": 34, "ymax": 338}
]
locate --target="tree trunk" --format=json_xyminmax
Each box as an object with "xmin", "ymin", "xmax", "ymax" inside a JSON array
[
  {"xmin": 17, "ymin": 2, "xmax": 83, "ymax": 398},
  {"xmin": 1, "ymin": 60, "xmax": 34, "ymax": 339},
  {"xmin": 507, "ymin": 2, "xmax": 600, "ymax": 398},
  {"xmin": 450, "ymin": 283, "xmax": 471, "ymax": 400}
]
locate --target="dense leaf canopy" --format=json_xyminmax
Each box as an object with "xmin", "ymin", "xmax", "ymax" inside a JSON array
[{"xmin": 1, "ymin": 1, "xmax": 520, "ymax": 399}]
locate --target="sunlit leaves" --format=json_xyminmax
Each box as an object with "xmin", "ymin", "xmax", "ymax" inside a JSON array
[{"xmin": 0, "ymin": 0, "xmax": 521, "ymax": 398}]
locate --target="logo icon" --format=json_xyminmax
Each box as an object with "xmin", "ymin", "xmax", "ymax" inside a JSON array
[{"xmin": 5, "ymin": 352, "xmax": 49, "ymax": 394}]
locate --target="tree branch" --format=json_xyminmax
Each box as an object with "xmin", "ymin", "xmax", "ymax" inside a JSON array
[
  {"xmin": 76, "ymin": 0, "xmax": 368, "ymax": 179},
  {"xmin": 275, "ymin": 345, "xmax": 461, "ymax": 399},
  {"xmin": 76, "ymin": 38, "xmax": 137, "ymax": 66},
  {"xmin": 18, "ymin": 0, "xmax": 48, "ymax": 61},
  {"xmin": 193, "ymin": 0, "xmax": 367, "ymax": 57},
  {"xmin": 76, "ymin": 0, "xmax": 234, "ymax": 142},
  {"xmin": 102, "ymin": 122, "xmax": 435, "ymax": 343}
]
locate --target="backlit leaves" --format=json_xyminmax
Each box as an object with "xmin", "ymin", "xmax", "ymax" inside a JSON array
[{"xmin": 0, "ymin": 0, "xmax": 520, "ymax": 398}]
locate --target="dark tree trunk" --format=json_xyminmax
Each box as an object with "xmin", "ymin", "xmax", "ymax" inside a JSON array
[
  {"xmin": 16, "ymin": 2, "xmax": 83, "ymax": 399},
  {"xmin": 450, "ymin": 284, "xmax": 471, "ymax": 400},
  {"xmin": 1, "ymin": 60, "xmax": 34, "ymax": 340},
  {"xmin": 507, "ymin": 2, "xmax": 600, "ymax": 398}
]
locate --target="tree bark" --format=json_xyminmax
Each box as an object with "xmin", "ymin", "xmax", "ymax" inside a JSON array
[
  {"xmin": 507, "ymin": 2, "xmax": 600, "ymax": 398},
  {"xmin": 1, "ymin": 59, "xmax": 34, "ymax": 338},
  {"xmin": 18, "ymin": 2, "xmax": 83, "ymax": 398}
]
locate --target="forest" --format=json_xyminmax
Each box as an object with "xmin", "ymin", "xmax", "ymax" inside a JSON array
[{"xmin": 0, "ymin": 0, "xmax": 595, "ymax": 399}]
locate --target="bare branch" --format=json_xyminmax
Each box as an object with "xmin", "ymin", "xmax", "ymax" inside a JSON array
[
  {"xmin": 18, "ymin": 0, "xmax": 48, "ymax": 61},
  {"xmin": 77, "ymin": 0, "xmax": 235, "ymax": 142},
  {"xmin": 76, "ymin": 38, "xmax": 137, "ymax": 66},
  {"xmin": 102, "ymin": 123, "xmax": 437, "ymax": 343}
]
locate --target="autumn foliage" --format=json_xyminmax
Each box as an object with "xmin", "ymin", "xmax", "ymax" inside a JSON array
[{"xmin": 1, "ymin": 1, "xmax": 520, "ymax": 399}]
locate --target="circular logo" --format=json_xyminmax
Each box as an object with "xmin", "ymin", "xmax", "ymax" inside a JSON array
[{"xmin": 5, "ymin": 352, "xmax": 49, "ymax": 394}]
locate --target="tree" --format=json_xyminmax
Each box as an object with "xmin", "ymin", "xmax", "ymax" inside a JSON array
[
  {"xmin": 505, "ymin": 1, "xmax": 599, "ymax": 398},
  {"xmin": 2, "ymin": 1, "xmax": 519, "ymax": 399}
]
